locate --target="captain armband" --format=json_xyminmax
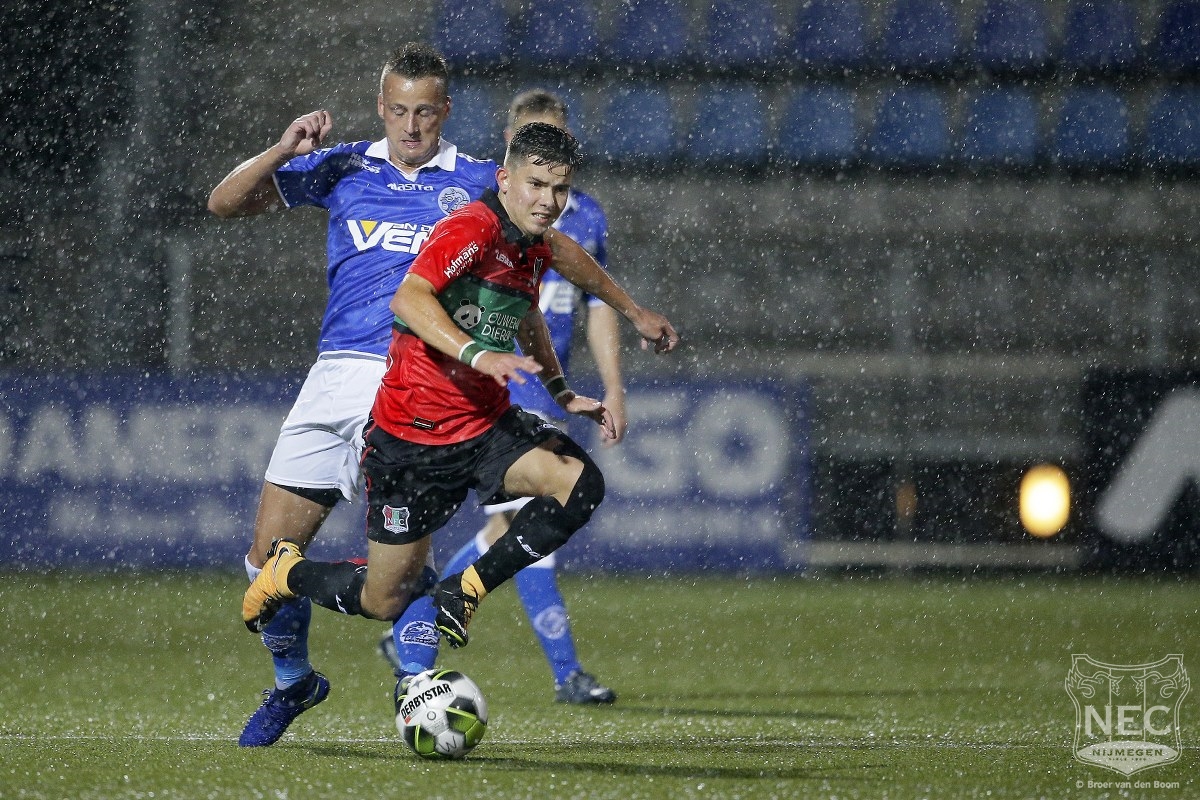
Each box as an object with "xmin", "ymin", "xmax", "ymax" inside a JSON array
[
  {"xmin": 457, "ymin": 341, "xmax": 487, "ymax": 368},
  {"xmin": 543, "ymin": 375, "xmax": 573, "ymax": 403}
]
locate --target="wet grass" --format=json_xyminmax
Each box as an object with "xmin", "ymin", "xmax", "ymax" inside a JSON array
[{"xmin": 0, "ymin": 571, "xmax": 1196, "ymax": 798}]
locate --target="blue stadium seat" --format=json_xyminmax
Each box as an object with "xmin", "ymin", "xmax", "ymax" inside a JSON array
[
  {"xmin": 686, "ymin": 83, "xmax": 769, "ymax": 166},
  {"xmin": 699, "ymin": 0, "xmax": 781, "ymax": 70},
  {"xmin": 606, "ymin": 0, "xmax": 690, "ymax": 68},
  {"xmin": 432, "ymin": 0, "xmax": 511, "ymax": 68},
  {"xmin": 1153, "ymin": 0, "xmax": 1200, "ymax": 75},
  {"xmin": 1059, "ymin": 0, "xmax": 1140, "ymax": 75},
  {"xmin": 866, "ymin": 86, "xmax": 952, "ymax": 168},
  {"xmin": 971, "ymin": 0, "xmax": 1050, "ymax": 75},
  {"xmin": 594, "ymin": 82, "xmax": 678, "ymax": 163},
  {"xmin": 515, "ymin": 0, "xmax": 600, "ymax": 66},
  {"xmin": 1051, "ymin": 86, "xmax": 1131, "ymax": 168},
  {"xmin": 443, "ymin": 81, "xmax": 500, "ymax": 161},
  {"xmin": 876, "ymin": 0, "xmax": 961, "ymax": 74},
  {"xmin": 787, "ymin": 0, "xmax": 868, "ymax": 72},
  {"xmin": 958, "ymin": 86, "xmax": 1040, "ymax": 168},
  {"xmin": 776, "ymin": 84, "xmax": 859, "ymax": 167},
  {"xmin": 1143, "ymin": 86, "xmax": 1200, "ymax": 170}
]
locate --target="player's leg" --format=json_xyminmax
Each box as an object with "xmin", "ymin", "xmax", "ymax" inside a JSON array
[
  {"xmin": 238, "ymin": 482, "xmax": 337, "ymax": 747},
  {"xmin": 435, "ymin": 426, "xmax": 605, "ymax": 648},
  {"xmin": 376, "ymin": 513, "xmax": 503, "ymax": 677},
  {"xmin": 239, "ymin": 357, "xmax": 382, "ymax": 747},
  {"xmin": 479, "ymin": 506, "xmax": 613, "ymax": 703}
]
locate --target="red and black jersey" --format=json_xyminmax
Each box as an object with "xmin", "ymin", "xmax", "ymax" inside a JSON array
[{"xmin": 370, "ymin": 190, "xmax": 554, "ymax": 444}]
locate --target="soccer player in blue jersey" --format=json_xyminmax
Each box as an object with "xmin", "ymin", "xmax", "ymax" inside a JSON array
[
  {"xmin": 378, "ymin": 90, "xmax": 624, "ymax": 704},
  {"xmin": 208, "ymin": 44, "xmax": 627, "ymax": 747}
]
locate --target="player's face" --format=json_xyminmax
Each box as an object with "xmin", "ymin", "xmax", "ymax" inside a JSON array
[
  {"xmin": 497, "ymin": 156, "xmax": 572, "ymax": 238},
  {"xmin": 377, "ymin": 73, "xmax": 450, "ymax": 170}
]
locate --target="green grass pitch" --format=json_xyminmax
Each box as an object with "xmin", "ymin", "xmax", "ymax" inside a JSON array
[{"xmin": 1, "ymin": 571, "xmax": 1195, "ymax": 799}]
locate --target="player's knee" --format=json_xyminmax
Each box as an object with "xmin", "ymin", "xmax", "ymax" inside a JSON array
[{"xmin": 562, "ymin": 454, "xmax": 605, "ymax": 530}]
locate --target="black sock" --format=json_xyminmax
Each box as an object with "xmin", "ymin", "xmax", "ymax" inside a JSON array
[
  {"xmin": 471, "ymin": 455, "xmax": 605, "ymax": 592},
  {"xmin": 288, "ymin": 560, "xmax": 367, "ymax": 617}
]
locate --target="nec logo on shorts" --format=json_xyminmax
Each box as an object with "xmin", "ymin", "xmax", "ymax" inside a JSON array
[{"xmin": 382, "ymin": 505, "xmax": 410, "ymax": 534}]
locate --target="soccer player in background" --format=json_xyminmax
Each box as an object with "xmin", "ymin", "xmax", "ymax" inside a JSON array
[
  {"xmin": 378, "ymin": 89, "xmax": 624, "ymax": 704},
  {"xmin": 207, "ymin": 43, "xmax": 627, "ymax": 748},
  {"xmin": 239, "ymin": 123, "xmax": 679, "ymax": 728}
]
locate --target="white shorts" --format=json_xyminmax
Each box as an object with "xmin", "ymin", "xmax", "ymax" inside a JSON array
[{"xmin": 263, "ymin": 354, "xmax": 386, "ymax": 503}]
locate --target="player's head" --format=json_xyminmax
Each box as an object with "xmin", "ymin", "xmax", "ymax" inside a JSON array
[
  {"xmin": 377, "ymin": 42, "xmax": 451, "ymax": 169},
  {"xmin": 505, "ymin": 89, "xmax": 569, "ymax": 144},
  {"xmin": 497, "ymin": 122, "xmax": 582, "ymax": 238}
]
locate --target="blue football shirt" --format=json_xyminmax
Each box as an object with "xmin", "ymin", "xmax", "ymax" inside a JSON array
[
  {"xmin": 508, "ymin": 188, "xmax": 610, "ymax": 418},
  {"xmin": 274, "ymin": 139, "xmax": 497, "ymax": 357}
]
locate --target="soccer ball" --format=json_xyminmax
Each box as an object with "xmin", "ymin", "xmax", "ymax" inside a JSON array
[{"xmin": 396, "ymin": 669, "xmax": 488, "ymax": 759}]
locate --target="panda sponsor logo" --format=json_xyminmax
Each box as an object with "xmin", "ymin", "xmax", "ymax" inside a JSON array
[
  {"xmin": 438, "ymin": 187, "xmax": 471, "ymax": 215},
  {"xmin": 454, "ymin": 300, "xmax": 484, "ymax": 330},
  {"xmin": 400, "ymin": 680, "xmax": 454, "ymax": 722}
]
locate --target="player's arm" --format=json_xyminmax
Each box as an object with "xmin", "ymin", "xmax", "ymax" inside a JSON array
[
  {"xmin": 586, "ymin": 302, "xmax": 627, "ymax": 445},
  {"xmin": 207, "ymin": 110, "xmax": 333, "ymax": 218},
  {"xmin": 546, "ymin": 229, "xmax": 680, "ymax": 354},
  {"xmin": 517, "ymin": 306, "xmax": 616, "ymax": 440},
  {"xmin": 392, "ymin": 273, "xmax": 541, "ymax": 388}
]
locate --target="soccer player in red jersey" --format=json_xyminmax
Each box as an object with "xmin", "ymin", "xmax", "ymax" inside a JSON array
[{"xmin": 241, "ymin": 123, "xmax": 678, "ymax": 712}]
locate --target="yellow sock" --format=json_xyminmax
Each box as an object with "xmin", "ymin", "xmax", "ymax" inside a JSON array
[{"xmin": 461, "ymin": 566, "xmax": 488, "ymax": 601}]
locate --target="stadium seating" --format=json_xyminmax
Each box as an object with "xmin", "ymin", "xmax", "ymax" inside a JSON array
[
  {"xmin": 686, "ymin": 82, "xmax": 770, "ymax": 166},
  {"xmin": 1051, "ymin": 86, "xmax": 1131, "ymax": 168},
  {"xmin": 876, "ymin": 0, "xmax": 961, "ymax": 75},
  {"xmin": 1058, "ymin": 0, "xmax": 1141, "ymax": 75},
  {"xmin": 958, "ymin": 86, "xmax": 1041, "ymax": 169},
  {"xmin": 593, "ymin": 82, "xmax": 678, "ymax": 164},
  {"xmin": 776, "ymin": 84, "xmax": 859, "ymax": 167},
  {"xmin": 865, "ymin": 85, "xmax": 952, "ymax": 167},
  {"xmin": 970, "ymin": 0, "xmax": 1050, "ymax": 75},
  {"xmin": 514, "ymin": 0, "xmax": 600, "ymax": 66},
  {"xmin": 432, "ymin": 0, "xmax": 511, "ymax": 67},
  {"xmin": 1143, "ymin": 86, "xmax": 1200, "ymax": 170},
  {"xmin": 786, "ymin": 0, "xmax": 868, "ymax": 72},
  {"xmin": 698, "ymin": 0, "xmax": 781, "ymax": 71},
  {"xmin": 605, "ymin": 0, "xmax": 690, "ymax": 69},
  {"xmin": 444, "ymin": 81, "xmax": 501, "ymax": 160},
  {"xmin": 1152, "ymin": 0, "xmax": 1200, "ymax": 75}
]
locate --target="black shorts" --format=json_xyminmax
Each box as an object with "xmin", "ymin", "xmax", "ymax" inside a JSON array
[{"xmin": 362, "ymin": 406, "xmax": 570, "ymax": 545}]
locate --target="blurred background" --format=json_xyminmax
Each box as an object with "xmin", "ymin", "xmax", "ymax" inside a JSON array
[{"xmin": 2, "ymin": 0, "xmax": 1199, "ymax": 574}]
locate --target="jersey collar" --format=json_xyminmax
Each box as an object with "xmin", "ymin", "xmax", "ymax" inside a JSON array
[{"xmin": 365, "ymin": 138, "xmax": 461, "ymax": 172}]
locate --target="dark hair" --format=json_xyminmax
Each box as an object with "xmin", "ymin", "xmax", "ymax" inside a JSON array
[
  {"xmin": 505, "ymin": 122, "xmax": 583, "ymax": 171},
  {"xmin": 380, "ymin": 42, "xmax": 449, "ymax": 93},
  {"xmin": 507, "ymin": 89, "xmax": 568, "ymax": 130}
]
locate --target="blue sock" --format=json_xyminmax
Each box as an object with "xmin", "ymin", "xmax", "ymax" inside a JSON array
[
  {"xmin": 259, "ymin": 597, "xmax": 313, "ymax": 688},
  {"xmin": 515, "ymin": 563, "xmax": 581, "ymax": 685},
  {"xmin": 442, "ymin": 536, "xmax": 482, "ymax": 578},
  {"xmin": 391, "ymin": 566, "xmax": 440, "ymax": 677}
]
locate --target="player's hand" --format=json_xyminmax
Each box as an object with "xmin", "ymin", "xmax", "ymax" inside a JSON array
[
  {"xmin": 278, "ymin": 110, "xmax": 333, "ymax": 157},
  {"xmin": 562, "ymin": 394, "xmax": 617, "ymax": 441},
  {"xmin": 474, "ymin": 351, "xmax": 542, "ymax": 387},
  {"xmin": 601, "ymin": 390, "xmax": 627, "ymax": 446},
  {"xmin": 629, "ymin": 307, "xmax": 680, "ymax": 354}
]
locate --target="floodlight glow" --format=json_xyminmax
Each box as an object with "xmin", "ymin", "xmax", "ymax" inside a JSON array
[{"xmin": 1020, "ymin": 464, "xmax": 1070, "ymax": 538}]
